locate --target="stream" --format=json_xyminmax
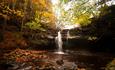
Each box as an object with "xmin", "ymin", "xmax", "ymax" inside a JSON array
[
  {"xmin": 0, "ymin": 33, "xmax": 115, "ymax": 70},
  {"xmin": 0, "ymin": 46, "xmax": 114, "ymax": 70}
]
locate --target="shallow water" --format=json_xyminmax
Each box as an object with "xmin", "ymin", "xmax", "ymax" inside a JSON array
[
  {"xmin": 1, "ymin": 48, "xmax": 114, "ymax": 70},
  {"xmin": 46, "ymin": 49, "xmax": 115, "ymax": 70}
]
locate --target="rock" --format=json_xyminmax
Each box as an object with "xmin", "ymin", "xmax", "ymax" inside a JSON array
[
  {"xmin": 9, "ymin": 64, "xmax": 19, "ymax": 70},
  {"xmin": 63, "ymin": 61, "xmax": 77, "ymax": 70},
  {"xmin": 17, "ymin": 66, "xmax": 32, "ymax": 70},
  {"xmin": 20, "ymin": 63, "xmax": 26, "ymax": 67},
  {"xmin": 56, "ymin": 59, "xmax": 64, "ymax": 66},
  {"xmin": 0, "ymin": 63, "xmax": 13, "ymax": 70},
  {"xmin": 24, "ymin": 66, "xmax": 32, "ymax": 70}
]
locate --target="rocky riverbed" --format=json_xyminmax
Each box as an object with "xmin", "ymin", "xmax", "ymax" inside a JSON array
[{"xmin": 0, "ymin": 48, "xmax": 115, "ymax": 70}]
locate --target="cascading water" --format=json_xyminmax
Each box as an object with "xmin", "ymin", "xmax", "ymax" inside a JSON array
[
  {"xmin": 66, "ymin": 30, "xmax": 70, "ymax": 44},
  {"xmin": 55, "ymin": 31, "xmax": 64, "ymax": 54},
  {"xmin": 67, "ymin": 30, "xmax": 70, "ymax": 39}
]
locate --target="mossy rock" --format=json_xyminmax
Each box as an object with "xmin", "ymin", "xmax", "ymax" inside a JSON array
[
  {"xmin": 106, "ymin": 59, "xmax": 115, "ymax": 70},
  {"xmin": 30, "ymin": 39, "xmax": 48, "ymax": 45}
]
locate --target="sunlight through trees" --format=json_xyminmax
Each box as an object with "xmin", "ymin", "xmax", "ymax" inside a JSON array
[{"xmin": 51, "ymin": 0, "xmax": 115, "ymax": 29}]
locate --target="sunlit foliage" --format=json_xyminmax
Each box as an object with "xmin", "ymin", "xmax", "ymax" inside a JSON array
[
  {"xmin": 0, "ymin": 0, "xmax": 55, "ymax": 31},
  {"xmin": 25, "ymin": 0, "xmax": 55, "ymax": 31},
  {"xmin": 0, "ymin": 2, "xmax": 24, "ymax": 21},
  {"xmin": 58, "ymin": 0, "xmax": 100, "ymax": 27},
  {"xmin": 52, "ymin": 0, "xmax": 114, "ymax": 27},
  {"xmin": 25, "ymin": 11, "xmax": 45, "ymax": 31}
]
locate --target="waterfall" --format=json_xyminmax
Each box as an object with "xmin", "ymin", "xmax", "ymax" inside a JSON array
[
  {"xmin": 66, "ymin": 30, "xmax": 70, "ymax": 44},
  {"xmin": 55, "ymin": 31, "xmax": 64, "ymax": 54},
  {"xmin": 57, "ymin": 31, "xmax": 63, "ymax": 52},
  {"xmin": 67, "ymin": 30, "xmax": 70, "ymax": 39}
]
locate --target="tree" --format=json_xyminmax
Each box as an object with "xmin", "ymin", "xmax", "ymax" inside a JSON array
[
  {"xmin": 52, "ymin": 0, "xmax": 99, "ymax": 28},
  {"xmin": 53, "ymin": 0, "xmax": 114, "ymax": 28},
  {"xmin": 24, "ymin": 0, "xmax": 55, "ymax": 30},
  {"xmin": 0, "ymin": 1, "xmax": 24, "ymax": 31}
]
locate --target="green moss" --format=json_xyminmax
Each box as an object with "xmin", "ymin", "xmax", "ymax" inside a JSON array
[{"xmin": 106, "ymin": 59, "xmax": 115, "ymax": 70}]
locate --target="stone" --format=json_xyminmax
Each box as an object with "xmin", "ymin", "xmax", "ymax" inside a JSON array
[{"xmin": 56, "ymin": 59, "xmax": 64, "ymax": 66}]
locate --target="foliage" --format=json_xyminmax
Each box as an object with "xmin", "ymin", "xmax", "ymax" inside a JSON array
[
  {"xmin": 0, "ymin": 31, "xmax": 28, "ymax": 49},
  {"xmin": 0, "ymin": 0, "xmax": 55, "ymax": 32},
  {"xmin": 106, "ymin": 59, "xmax": 115, "ymax": 70},
  {"xmin": 54, "ymin": 0, "xmax": 114, "ymax": 27},
  {"xmin": 4, "ymin": 49, "xmax": 47, "ymax": 62},
  {"xmin": 25, "ymin": 0, "xmax": 55, "ymax": 31},
  {"xmin": 83, "ymin": 5, "xmax": 115, "ymax": 43},
  {"xmin": 74, "ymin": 14, "xmax": 91, "ymax": 26},
  {"xmin": 53, "ymin": 0, "xmax": 100, "ymax": 27},
  {"xmin": 25, "ymin": 11, "xmax": 45, "ymax": 31},
  {"xmin": 98, "ymin": 4, "xmax": 109, "ymax": 17},
  {"xmin": 0, "ymin": 2, "xmax": 24, "ymax": 21}
]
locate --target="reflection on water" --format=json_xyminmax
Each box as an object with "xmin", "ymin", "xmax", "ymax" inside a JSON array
[
  {"xmin": 47, "ymin": 50, "xmax": 114, "ymax": 70},
  {"xmin": 54, "ymin": 51, "xmax": 65, "ymax": 54},
  {"xmin": 2, "ymin": 49, "xmax": 114, "ymax": 70}
]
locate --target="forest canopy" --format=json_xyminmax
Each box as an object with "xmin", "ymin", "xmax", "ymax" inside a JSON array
[{"xmin": 0, "ymin": 0, "xmax": 115, "ymax": 31}]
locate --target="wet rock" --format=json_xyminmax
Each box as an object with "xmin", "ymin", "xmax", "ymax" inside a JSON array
[
  {"xmin": 56, "ymin": 59, "xmax": 64, "ymax": 66},
  {"xmin": 20, "ymin": 63, "xmax": 26, "ymax": 67},
  {"xmin": 8, "ymin": 64, "xmax": 19, "ymax": 70},
  {"xmin": 77, "ymin": 62, "xmax": 87, "ymax": 68},
  {"xmin": 24, "ymin": 66, "xmax": 32, "ymax": 70},
  {"xmin": 63, "ymin": 60, "xmax": 77, "ymax": 70},
  {"xmin": 0, "ymin": 63, "xmax": 13, "ymax": 70},
  {"xmin": 58, "ymin": 66, "xmax": 65, "ymax": 70}
]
